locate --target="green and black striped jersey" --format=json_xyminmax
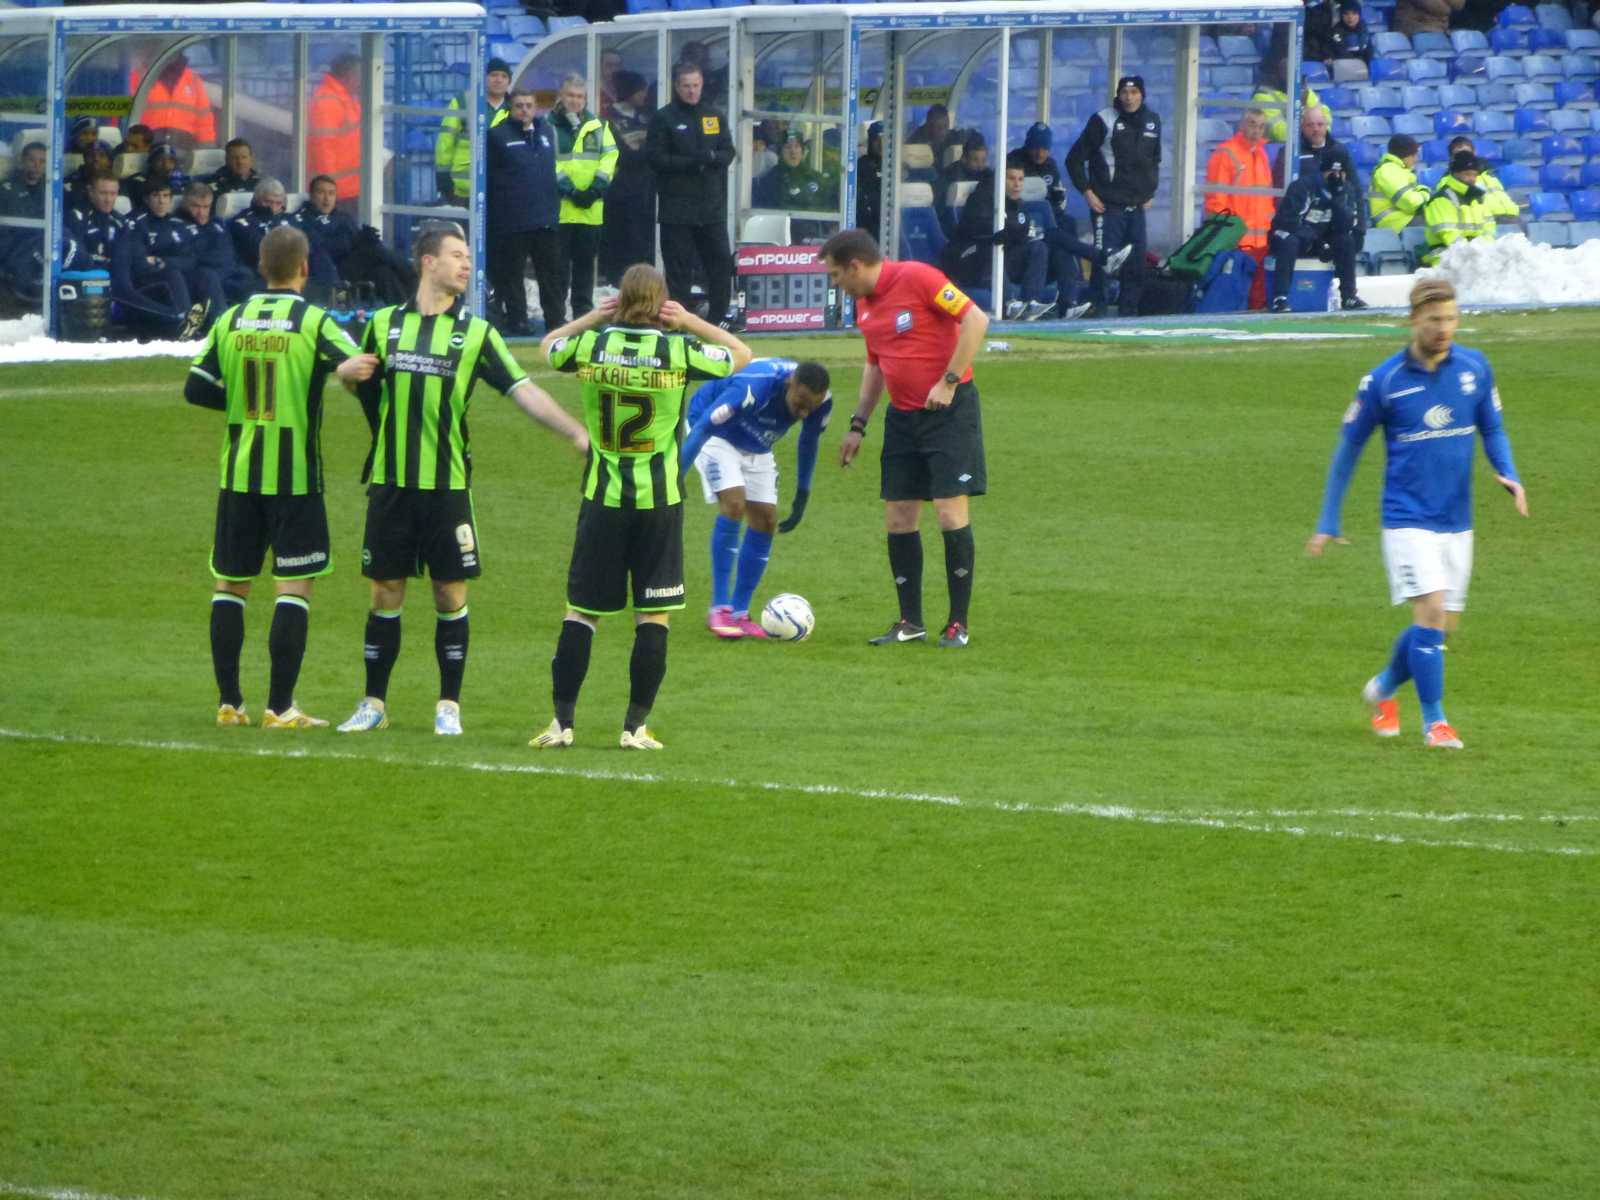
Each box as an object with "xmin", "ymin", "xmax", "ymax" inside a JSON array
[
  {"xmin": 358, "ymin": 299, "xmax": 528, "ymax": 491},
  {"xmin": 547, "ymin": 324, "xmax": 735, "ymax": 509},
  {"xmin": 189, "ymin": 290, "xmax": 360, "ymax": 496}
]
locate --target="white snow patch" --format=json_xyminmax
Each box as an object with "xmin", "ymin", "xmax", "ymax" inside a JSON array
[
  {"xmin": 1422, "ymin": 232, "xmax": 1600, "ymax": 305},
  {"xmin": 0, "ymin": 314, "xmax": 194, "ymax": 364}
]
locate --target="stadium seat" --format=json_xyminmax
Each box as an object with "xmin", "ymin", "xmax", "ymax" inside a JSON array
[
  {"xmin": 1400, "ymin": 86, "xmax": 1440, "ymax": 115},
  {"xmin": 1535, "ymin": 3, "xmax": 1573, "ymax": 31},
  {"xmin": 1359, "ymin": 85, "xmax": 1406, "ymax": 115},
  {"xmin": 1514, "ymin": 109, "xmax": 1552, "ymax": 135},
  {"xmin": 1593, "ymin": 109, "xmax": 1600, "ymax": 130},
  {"xmin": 1350, "ymin": 115, "xmax": 1393, "ymax": 141},
  {"xmin": 1198, "ymin": 117, "xmax": 1232, "ymax": 145},
  {"xmin": 1566, "ymin": 29, "xmax": 1600, "ymax": 53},
  {"xmin": 1522, "ymin": 54, "xmax": 1561, "ymax": 84},
  {"xmin": 671, "ymin": 0, "xmax": 713, "ymax": 8},
  {"xmin": 1553, "ymin": 80, "xmax": 1596, "ymax": 107},
  {"xmin": 1581, "ymin": 161, "xmax": 1600, "ymax": 188},
  {"xmin": 1515, "ymin": 83, "xmax": 1557, "ymax": 109},
  {"xmin": 1475, "ymin": 138, "xmax": 1506, "ymax": 166},
  {"xmin": 1450, "ymin": 55, "xmax": 1488, "ymax": 87},
  {"xmin": 1529, "ymin": 28, "xmax": 1566, "ymax": 53},
  {"xmin": 1539, "ymin": 162, "xmax": 1580, "ymax": 190},
  {"xmin": 1583, "ymin": 133, "xmax": 1600, "ymax": 159},
  {"xmin": 898, "ymin": 183, "xmax": 945, "ymax": 265},
  {"xmin": 1359, "ymin": 227, "xmax": 1412, "ymax": 274},
  {"xmin": 1437, "ymin": 83, "xmax": 1477, "ymax": 112},
  {"xmin": 1474, "ymin": 109, "xmax": 1514, "ymax": 136},
  {"xmin": 1412, "ymin": 32, "xmax": 1454, "ymax": 59},
  {"xmin": 1400, "ymin": 224, "xmax": 1428, "ymax": 265},
  {"xmin": 1301, "ymin": 61, "xmax": 1331, "ymax": 84},
  {"xmin": 626, "ymin": 0, "xmax": 668, "ymax": 11},
  {"xmin": 1497, "ymin": 4, "xmax": 1537, "ymax": 28},
  {"xmin": 1570, "ymin": 220, "xmax": 1600, "ymax": 243},
  {"xmin": 1486, "ymin": 55, "xmax": 1524, "ymax": 82},
  {"xmin": 1210, "ymin": 65, "xmax": 1255, "ymax": 89},
  {"xmin": 1491, "ymin": 29, "xmax": 1531, "ymax": 56},
  {"xmin": 217, "ymin": 192, "xmax": 252, "ymax": 220},
  {"xmin": 1422, "ymin": 137, "xmax": 1453, "ymax": 165},
  {"xmin": 1573, "ymin": 189, "xmax": 1600, "ymax": 219},
  {"xmin": 1550, "ymin": 110, "xmax": 1589, "ymax": 134},
  {"xmin": 1529, "ymin": 190, "xmax": 1574, "ymax": 219},
  {"xmin": 1217, "ymin": 35, "xmax": 1261, "ymax": 64},
  {"xmin": 1374, "ymin": 31, "xmax": 1412, "ymax": 59},
  {"xmin": 1525, "ymin": 219, "xmax": 1572, "ymax": 245},
  {"xmin": 1496, "ymin": 161, "xmax": 1541, "ymax": 198},
  {"xmin": 1450, "ymin": 30, "xmax": 1491, "ymax": 55},
  {"xmin": 1501, "ymin": 137, "xmax": 1544, "ymax": 162},
  {"xmin": 1405, "ymin": 57, "xmax": 1447, "ymax": 85},
  {"xmin": 1479, "ymin": 81, "xmax": 1520, "ymax": 110},
  {"xmin": 1563, "ymin": 55, "xmax": 1600, "ymax": 81},
  {"xmin": 1365, "ymin": 57, "xmax": 1401, "ymax": 83},
  {"xmin": 546, "ymin": 15, "xmax": 586, "ymax": 30},
  {"xmin": 1321, "ymin": 85, "xmax": 1358, "ymax": 114},
  {"xmin": 1434, "ymin": 109, "xmax": 1472, "ymax": 136},
  {"xmin": 1197, "ymin": 35, "xmax": 1221, "ymax": 64},
  {"xmin": 1394, "ymin": 111, "xmax": 1434, "ymax": 137}
]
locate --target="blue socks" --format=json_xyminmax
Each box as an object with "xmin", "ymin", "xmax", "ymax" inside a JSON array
[
  {"xmin": 1374, "ymin": 627, "xmax": 1415, "ymax": 698},
  {"xmin": 1406, "ymin": 625, "xmax": 1448, "ymax": 728},
  {"xmin": 731, "ymin": 528, "xmax": 773, "ymax": 616},
  {"xmin": 710, "ymin": 515, "xmax": 741, "ymax": 609}
]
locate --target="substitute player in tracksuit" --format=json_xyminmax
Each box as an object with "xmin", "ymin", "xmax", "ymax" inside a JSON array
[{"xmin": 1065, "ymin": 74, "xmax": 1160, "ymax": 316}]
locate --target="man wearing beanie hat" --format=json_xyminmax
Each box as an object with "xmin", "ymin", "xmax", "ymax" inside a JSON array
[
  {"xmin": 601, "ymin": 69, "xmax": 657, "ymax": 286},
  {"xmin": 436, "ymin": 57, "xmax": 513, "ymax": 204},
  {"xmin": 1421, "ymin": 151, "xmax": 1493, "ymax": 266},
  {"xmin": 1368, "ymin": 134, "xmax": 1429, "ymax": 232},
  {"xmin": 1446, "ymin": 135, "xmax": 1519, "ymax": 228},
  {"xmin": 1007, "ymin": 122, "xmax": 1122, "ymax": 317},
  {"xmin": 1330, "ymin": 1, "xmax": 1374, "ymax": 66},
  {"xmin": 1065, "ymin": 74, "xmax": 1161, "ymax": 315},
  {"xmin": 856, "ymin": 120, "xmax": 884, "ymax": 235},
  {"xmin": 1268, "ymin": 156, "xmax": 1364, "ymax": 311}
]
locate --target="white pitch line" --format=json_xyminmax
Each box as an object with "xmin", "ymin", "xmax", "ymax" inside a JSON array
[
  {"xmin": 1, "ymin": 727, "xmax": 1593, "ymax": 858},
  {"xmin": 0, "ymin": 1182, "xmax": 159, "ymax": 1200},
  {"xmin": 1189, "ymin": 806, "xmax": 1600, "ymax": 825}
]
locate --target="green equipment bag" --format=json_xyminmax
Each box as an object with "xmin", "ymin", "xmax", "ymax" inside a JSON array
[{"xmin": 1164, "ymin": 210, "xmax": 1247, "ymax": 282}]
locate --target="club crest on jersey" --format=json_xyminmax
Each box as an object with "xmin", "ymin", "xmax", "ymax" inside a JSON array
[
  {"xmin": 1457, "ymin": 370, "xmax": 1477, "ymax": 395},
  {"xmin": 450, "ymin": 332, "xmax": 466, "ymax": 348},
  {"xmin": 1423, "ymin": 404, "xmax": 1454, "ymax": 430},
  {"xmin": 895, "ymin": 309, "xmax": 913, "ymax": 334}
]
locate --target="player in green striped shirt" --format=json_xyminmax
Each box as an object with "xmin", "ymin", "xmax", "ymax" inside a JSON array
[
  {"xmin": 335, "ymin": 226, "xmax": 588, "ymax": 737},
  {"xmin": 186, "ymin": 225, "xmax": 379, "ymax": 729},
  {"xmin": 531, "ymin": 262, "xmax": 751, "ymax": 751}
]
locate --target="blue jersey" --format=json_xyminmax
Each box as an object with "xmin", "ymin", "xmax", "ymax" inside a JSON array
[
  {"xmin": 682, "ymin": 358, "xmax": 832, "ymax": 493},
  {"xmin": 1317, "ymin": 344, "xmax": 1518, "ymax": 536}
]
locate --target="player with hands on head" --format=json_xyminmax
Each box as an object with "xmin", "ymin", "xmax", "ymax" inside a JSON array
[
  {"xmin": 1308, "ymin": 278, "xmax": 1527, "ymax": 750},
  {"xmin": 532, "ymin": 263, "xmax": 751, "ymax": 751},
  {"xmin": 678, "ymin": 358, "xmax": 832, "ymax": 639}
]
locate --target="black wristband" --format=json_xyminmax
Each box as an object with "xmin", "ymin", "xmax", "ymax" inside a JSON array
[{"xmin": 849, "ymin": 416, "xmax": 868, "ymax": 435}]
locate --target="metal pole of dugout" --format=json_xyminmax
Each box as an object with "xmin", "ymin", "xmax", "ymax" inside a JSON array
[{"xmin": 0, "ymin": 2, "xmax": 486, "ymax": 340}]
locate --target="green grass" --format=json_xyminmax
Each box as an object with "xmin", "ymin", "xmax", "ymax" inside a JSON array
[{"xmin": 3, "ymin": 310, "xmax": 1598, "ymax": 1199}]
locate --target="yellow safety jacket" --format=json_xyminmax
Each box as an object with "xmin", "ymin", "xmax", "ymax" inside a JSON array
[
  {"xmin": 1478, "ymin": 169, "xmax": 1519, "ymax": 228},
  {"xmin": 1422, "ymin": 173, "xmax": 1493, "ymax": 266},
  {"xmin": 1368, "ymin": 153, "xmax": 1431, "ymax": 231},
  {"xmin": 553, "ymin": 109, "xmax": 618, "ymax": 227},
  {"xmin": 435, "ymin": 94, "xmax": 509, "ymax": 200},
  {"xmin": 1250, "ymin": 84, "xmax": 1323, "ymax": 144}
]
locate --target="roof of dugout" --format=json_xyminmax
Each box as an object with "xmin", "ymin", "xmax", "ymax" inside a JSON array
[{"xmin": 1, "ymin": 3, "xmax": 487, "ymax": 336}]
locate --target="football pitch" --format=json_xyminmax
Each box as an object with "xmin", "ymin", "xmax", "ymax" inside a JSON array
[{"xmin": 3, "ymin": 310, "xmax": 1597, "ymax": 1199}]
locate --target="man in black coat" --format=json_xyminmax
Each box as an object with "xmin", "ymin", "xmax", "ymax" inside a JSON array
[
  {"xmin": 647, "ymin": 59, "xmax": 737, "ymax": 323},
  {"xmin": 600, "ymin": 70, "xmax": 656, "ymax": 287},
  {"xmin": 855, "ymin": 120, "xmax": 883, "ymax": 236},
  {"xmin": 1267, "ymin": 158, "xmax": 1364, "ymax": 312},
  {"xmin": 487, "ymin": 87, "xmax": 564, "ymax": 335},
  {"xmin": 179, "ymin": 181, "xmax": 258, "ymax": 303},
  {"xmin": 947, "ymin": 164, "xmax": 1055, "ymax": 321},
  {"xmin": 1066, "ymin": 75, "xmax": 1161, "ymax": 315}
]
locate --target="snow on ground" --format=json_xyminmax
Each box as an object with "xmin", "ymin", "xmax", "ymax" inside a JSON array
[
  {"xmin": 1421, "ymin": 232, "xmax": 1600, "ymax": 306},
  {"xmin": 0, "ymin": 313, "xmax": 194, "ymax": 364}
]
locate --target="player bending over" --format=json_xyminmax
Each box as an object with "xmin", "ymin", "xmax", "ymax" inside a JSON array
[
  {"xmin": 680, "ymin": 358, "xmax": 832, "ymax": 639},
  {"xmin": 1307, "ymin": 277, "xmax": 1528, "ymax": 749}
]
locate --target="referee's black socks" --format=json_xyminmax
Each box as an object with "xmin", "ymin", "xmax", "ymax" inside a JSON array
[
  {"xmin": 942, "ymin": 524, "xmax": 975, "ymax": 628},
  {"xmin": 435, "ymin": 606, "xmax": 469, "ymax": 703},
  {"xmin": 363, "ymin": 609, "xmax": 402, "ymax": 702},
  {"xmin": 625, "ymin": 621, "xmax": 669, "ymax": 733},
  {"xmin": 551, "ymin": 617, "xmax": 594, "ymax": 729},
  {"xmin": 210, "ymin": 593, "xmax": 246, "ymax": 708},
  {"xmin": 887, "ymin": 531, "xmax": 924, "ymax": 626},
  {"xmin": 267, "ymin": 595, "xmax": 310, "ymax": 715}
]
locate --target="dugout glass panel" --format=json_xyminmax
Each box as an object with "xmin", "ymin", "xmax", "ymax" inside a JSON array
[
  {"xmin": 667, "ymin": 32, "xmax": 731, "ymax": 115},
  {"xmin": 1190, "ymin": 18, "xmax": 1298, "ymax": 229},
  {"xmin": 514, "ymin": 36, "xmax": 585, "ymax": 117},
  {"xmin": 0, "ymin": 34, "xmax": 48, "ymax": 320}
]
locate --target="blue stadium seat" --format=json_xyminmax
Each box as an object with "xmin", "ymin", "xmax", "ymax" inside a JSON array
[
  {"xmin": 1450, "ymin": 30, "xmax": 1490, "ymax": 55},
  {"xmin": 1485, "ymin": 55, "xmax": 1524, "ymax": 82},
  {"xmin": 1529, "ymin": 28, "xmax": 1565, "ymax": 54},
  {"xmin": 1593, "ymin": 108, "xmax": 1600, "ymax": 130},
  {"xmin": 489, "ymin": 40, "xmax": 522, "ymax": 64},
  {"xmin": 1401, "ymin": 86, "xmax": 1440, "ymax": 114},
  {"xmin": 1583, "ymin": 133, "xmax": 1600, "ymax": 158},
  {"xmin": 1438, "ymin": 83, "xmax": 1478, "ymax": 111},
  {"xmin": 1497, "ymin": 4, "xmax": 1537, "ymax": 27},
  {"xmin": 1405, "ymin": 58, "xmax": 1447, "ymax": 87},
  {"xmin": 1400, "ymin": 224, "xmax": 1429, "ymax": 265},
  {"xmin": 1434, "ymin": 110, "xmax": 1472, "ymax": 136},
  {"xmin": 1543, "ymin": 134, "xmax": 1584, "ymax": 163},
  {"xmin": 1217, "ymin": 35, "xmax": 1261, "ymax": 64},
  {"xmin": 1564, "ymin": 55, "xmax": 1600, "ymax": 81},
  {"xmin": 1535, "ymin": 4, "xmax": 1573, "ymax": 31},
  {"xmin": 1474, "ymin": 109, "xmax": 1514, "ymax": 135},
  {"xmin": 1539, "ymin": 162, "xmax": 1580, "ymax": 190},
  {"xmin": 1358, "ymin": 227, "xmax": 1411, "ymax": 274},
  {"xmin": 1567, "ymin": 29, "xmax": 1600, "ymax": 53},
  {"xmin": 1574, "ymin": 189, "xmax": 1600, "ymax": 220},
  {"xmin": 1421, "ymin": 137, "xmax": 1452, "ymax": 165},
  {"xmin": 1526, "ymin": 219, "xmax": 1572, "ymax": 245},
  {"xmin": 546, "ymin": 15, "xmax": 586, "ymax": 30},
  {"xmin": 1198, "ymin": 117, "xmax": 1232, "ymax": 145},
  {"xmin": 1350, "ymin": 114, "xmax": 1393, "ymax": 141},
  {"xmin": 1570, "ymin": 219, "xmax": 1600, "ymax": 243},
  {"xmin": 671, "ymin": 0, "xmax": 713, "ymax": 8},
  {"xmin": 1301, "ymin": 61, "xmax": 1331, "ymax": 85},
  {"xmin": 1394, "ymin": 111, "xmax": 1434, "ymax": 137},
  {"xmin": 1522, "ymin": 54, "xmax": 1561, "ymax": 83},
  {"xmin": 1373, "ymin": 31, "xmax": 1413, "ymax": 59},
  {"xmin": 1555, "ymin": 80, "xmax": 1598, "ymax": 108},
  {"xmin": 1515, "ymin": 82, "xmax": 1557, "ymax": 109},
  {"xmin": 1210, "ymin": 65, "xmax": 1255, "ymax": 89},
  {"xmin": 1450, "ymin": 55, "xmax": 1488, "ymax": 86},
  {"xmin": 1478, "ymin": 81, "xmax": 1520, "ymax": 110},
  {"xmin": 1412, "ymin": 32, "xmax": 1454, "ymax": 59},
  {"xmin": 1321, "ymin": 85, "xmax": 1358, "ymax": 113},
  {"xmin": 505, "ymin": 15, "xmax": 547, "ymax": 39},
  {"xmin": 1528, "ymin": 190, "xmax": 1574, "ymax": 219},
  {"xmin": 1514, "ymin": 108, "xmax": 1552, "ymax": 135},
  {"xmin": 1474, "ymin": 137, "xmax": 1505, "ymax": 166},
  {"xmin": 1491, "ymin": 28, "xmax": 1531, "ymax": 56},
  {"xmin": 627, "ymin": 0, "xmax": 668, "ymax": 11},
  {"xmin": 1359, "ymin": 84, "xmax": 1406, "ymax": 115},
  {"xmin": 1352, "ymin": 140, "xmax": 1383, "ymax": 169},
  {"xmin": 1359, "ymin": 58, "xmax": 1394, "ymax": 84},
  {"xmin": 1496, "ymin": 161, "xmax": 1540, "ymax": 196},
  {"xmin": 1501, "ymin": 136, "xmax": 1544, "ymax": 162}
]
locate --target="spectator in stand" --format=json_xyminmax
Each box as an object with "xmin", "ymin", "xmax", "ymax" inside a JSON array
[
  {"xmin": 487, "ymin": 86, "xmax": 564, "ymax": 335},
  {"xmin": 179, "ymin": 180, "xmax": 257, "ymax": 303},
  {"xmin": 125, "ymin": 143, "xmax": 186, "ymax": 213},
  {"xmin": 308, "ymin": 54, "xmax": 362, "ymax": 203},
  {"xmin": 1422, "ymin": 150, "xmax": 1494, "ymax": 265},
  {"xmin": 948, "ymin": 163, "xmax": 1056, "ymax": 321},
  {"xmin": 856, "ymin": 120, "xmax": 884, "ymax": 236},
  {"xmin": 1066, "ymin": 74, "xmax": 1160, "ymax": 317},
  {"xmin": 112, "ymin": 173, "xmax": 218, "ymax": 337},
  {"xmin": 1268, "ymin": 158, "xmax": 1365, "ymax": 312},
  {"xmin": 228, "ymin": 177, "xmax": 294, "ymax": 284},
  {"xmin": 436, "ymin": 56, "xmax": 512, "ymax": 207},
  {"xmin": 552, "ymin": 73, "xmax": 616, "ymax": 321},
  {"xmin": 1393, "ymin": 0, "xmax": 1464, "ymax": 36},
  {"xmin": 1369, "ymin": 134, "xmax": 1431, "ymax": 231},
  {"xmin": 907, "ymin": 103, "xmax": 956, "ymax": 168},
  {"xmin": 110, "ymin": 124, "xmax": 153, "ymax": 162},
  {"xmin": 1446, "ymin": 135, "xmax": 1519, "ymax": 226},
  {"xmin": 1304, "ymin": 0, "xmax": 1339, "ymax": 64},
  {"xmin": 208, "ymin": 138, "xmax": 261, "ymax": 197},
  {"xmin": 647, "ymin": 58, "xmax": 737, "ymax": 324},
  {"xmin": 1204, "ymin": 108, "xmax": 1275, "ymax": 309},
  {"xmin": 1329, "ymin": 2, "xmax": 1374, "ymax": 66},
  {"xmin": 1274, "ymin": 105, "xmax": 1360, "ymax": 199},
  {"xmin": 1251, "ymin": 61, "xmax": 1322, "ymax": 144},
  {"xmin": 601, "ymin": 71, "xmax": 656, "ymax": 287},
  {"xmin": 136, "ymin": 52, "xmax": 216, "ymax": 149},
  {"xmin": 67, "ymin": 144, "xmax": 115, "ymax": 209}
]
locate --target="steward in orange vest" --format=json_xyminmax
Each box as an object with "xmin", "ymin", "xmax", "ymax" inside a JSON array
[
  {"xmin": 308, "ymin": 56, "xmax": 363, "ymax": 202},
  {"xmin": 1204, "ymin": 109, "xmax": 1274, "ymax": 309},
  {"xmin": 132, "ymin": 54, "xmax": 216, "ymax": 147}
]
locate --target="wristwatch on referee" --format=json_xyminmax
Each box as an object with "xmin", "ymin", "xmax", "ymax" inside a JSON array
[{"xmin": 942, "ymin": 371, "xmax": 960, "ymax": 386}]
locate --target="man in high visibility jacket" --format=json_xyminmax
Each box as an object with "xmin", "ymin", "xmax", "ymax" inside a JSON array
[
  {"xmin": 551, "ymin": 73, "xmax": 617, "ymax": 320},
  {"xmin": 1422, "ymin": 151, "xmax": 1493, "ymax": 266},
  {"xmin": 1447, "ymin": 135, "xmax": 1519, "ymax": 231},
  {"xmin": 133, "ymin": 53, "xmax": 216, "ymax": 148},
  {"xmin": 1250, "ymin": 68, "xmax": 1322, "ymax": 145},
  {"xmin": 1204, "ymin": 107, "xmax": 1274, "ymax": 309},
  {"xmin": 435, "ymin": 57, "xmax": 513, "ymax": 204},
  {"xmin": 1368, "ymin": 134, "xmax": 1431, "ymax": 231},
  {"xmin": 308, "ymin": 55, "xmax": 363, "ymax": 203}
]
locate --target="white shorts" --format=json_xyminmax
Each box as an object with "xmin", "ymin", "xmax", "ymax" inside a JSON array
[
  {"xmin": 1381, "ymin": 527, "xmax": 1474, "ymax": 612},
  {"xmin": 695, "ymin": 440, "xmax": 779, "ymax": 506}
]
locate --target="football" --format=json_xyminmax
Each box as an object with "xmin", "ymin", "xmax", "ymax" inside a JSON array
[{"xmin": 759, "ymin": 593, "xmax": 815, "ymax": 641}]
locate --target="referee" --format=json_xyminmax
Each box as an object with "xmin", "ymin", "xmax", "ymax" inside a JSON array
[
  {"xmin": 335, "ymin": 226, "xmax": 589, "ymax": 737},
  {"xmin": 819, "ymin": 229, "xmax": 990, "ymax": 648}
]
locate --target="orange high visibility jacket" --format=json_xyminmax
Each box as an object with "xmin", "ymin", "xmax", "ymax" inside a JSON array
[
  {"xmin": 132, "ymin": 66, "xmax": 216, "ymax": 145},
  {"xmin": 308, "ymin": 73, "xmax": 362, "ymax": 200},
  {"xmin": 1204, "ymin": 132, "xmax": 1274, "ymax": 251}
]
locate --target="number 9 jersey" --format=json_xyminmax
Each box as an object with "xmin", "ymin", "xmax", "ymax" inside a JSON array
[{"xmin": 547, "ymin": 323, "xmax": 734, "ymax": 509}]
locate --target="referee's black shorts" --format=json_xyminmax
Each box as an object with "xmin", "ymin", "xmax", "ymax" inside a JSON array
[
  {"xmin": 879, "ymin": 381, "xmax": 987, "ymax": 502},
  {"xmin": 566, "ymin": 498, "xmax": 685, "ymax": 616}
]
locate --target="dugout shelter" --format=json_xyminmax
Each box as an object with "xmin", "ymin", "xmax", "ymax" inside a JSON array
[
  {"xmin": 0, "ymin": 2, "xmax": 488, "ymax": 337},
  {"xmin": 514, "ymin": 0, "xmax": 1304, "ymax": 322}
]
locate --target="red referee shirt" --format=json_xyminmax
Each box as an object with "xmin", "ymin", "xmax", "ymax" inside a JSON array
[{"xmin": 855, "ymin": 260, "xmax": 974, "ymax": 412}]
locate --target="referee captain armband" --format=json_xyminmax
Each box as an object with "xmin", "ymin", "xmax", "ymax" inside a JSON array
[{"xmin": 848, "ymin": 415, "xmax": 869, "ymax": 436}]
